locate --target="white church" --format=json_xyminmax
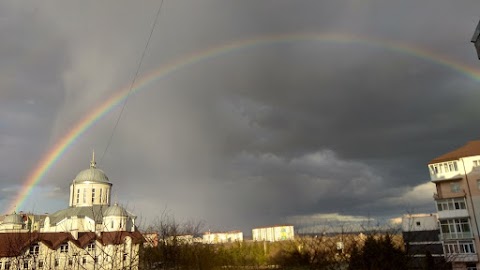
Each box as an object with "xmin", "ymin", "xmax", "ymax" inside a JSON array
[{"xmin": 0, "ymin": 153, "xmax": 143, "ymax": 270}]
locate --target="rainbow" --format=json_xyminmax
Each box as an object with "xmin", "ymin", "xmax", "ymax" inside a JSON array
[{"xmin": 7, "ymin": 32, "xmax": 480, "ymax": 213}]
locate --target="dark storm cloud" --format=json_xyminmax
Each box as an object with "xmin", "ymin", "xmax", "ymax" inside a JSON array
[
  {"xmin": 0, "ymin": 2, "xmax": 68, "ymax": 207},
  {"xmin": 2, "ymin": 0, "xmax": 480, "ymax": 232}
]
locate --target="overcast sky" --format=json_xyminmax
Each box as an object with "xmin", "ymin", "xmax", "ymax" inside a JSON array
[{"xmin": 1, "ymin": 0, "xmax": 480, "ymax": 233}]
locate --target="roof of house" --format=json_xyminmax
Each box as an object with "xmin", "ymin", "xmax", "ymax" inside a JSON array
[
  {"xmin": 0, "ymin": 231, "xmax": 144, "ymax": 257},
  {"xmin": 429, "ymin": 140, "xmax": 480, "ymax": 164},
  {"xmin": 47, "ymin": 205, "xmax": 135, "ymax": 226}
]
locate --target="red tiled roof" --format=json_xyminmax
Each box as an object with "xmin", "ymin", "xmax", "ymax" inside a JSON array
[
  {"xmin": 0, "ymin": 231, "xmax": 144, "ymax": 257},
  {"xmin": 76, "ymin": 232, "xmax": 97, "ymax": 248},
  {"xmin": 0, "ymin": 233, "xmax": 35, "ymax": 257},
  {"xmin": 430, "ymin": 140, "xmax": 480, "ymax": 164},
  {"xmin": 38, "ymin": 232, "xmax": 74, "ymax": 249},
  {"xmin": 100, "ymin": 231, "xmax": 144, "ymax": 245}
]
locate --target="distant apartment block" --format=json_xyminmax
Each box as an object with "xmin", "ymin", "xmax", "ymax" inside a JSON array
[
  {"xmin": 429, "ymin": 140, "xmax": 480, "ymax": 270},
  {"xmin": 402, "ymin": 214, "xmax": 446, "ymax": 269},
  {"xmin": 203, "ymin": 231, "xmax": 243, "ymax": 244},
  {"xmin": 252, "ymin": 225, "xmax": 294, "ymax": 242}
]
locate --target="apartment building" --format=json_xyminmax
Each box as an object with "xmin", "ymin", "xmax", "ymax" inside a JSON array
[
  {"xmin": 252, "ymin": 225, "xmax": 294, "ymax": 242},
  {"xmin": 203, "ymin": 231, "xmax": 243, "ymax": 244},
  {"xmin": 429, "ymin": 140, "xmax": 480, "ymax": 270},
  {"xmin": 402, "ymin": 213, "xmax": 446, "ymax": 269}
]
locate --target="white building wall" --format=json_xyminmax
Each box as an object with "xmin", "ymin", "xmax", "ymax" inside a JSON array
[
  {"xmin": 42, "ymin": 216, "xmax": 97, "ymax": 233},
  {"xmin": 252, "ymin": 225, "xmax": 294, "ymax": 242},
  {"xmin": 71, "ymin": 182, "xmax": 112, "ymax": 208},
  {"xmin": 203, "ymin": 231, "xmax": 243, "ymax": 244},
  {"xmin": 402, "ymin": 214, "xmax": 438, "ymax": 232},
  {"xmin": 103, "ymin": 216, "xmax": 128, "ymax": 232}
]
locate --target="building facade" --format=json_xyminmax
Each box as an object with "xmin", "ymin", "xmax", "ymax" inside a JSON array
[
  {"xmin": 0, "ymin": 153, "xmax": 143, "ymax": 270},
  {"xmin": 429, "ymin": 140, "xmax": 480, "ymax": 270},
  {"xmin": 202, "ymin": 231, "xmax": 243, "ymax": 244},
  {"xmin": 252, "ymin": 225, "xmax": 294, "ymax": 242},
  {"xmin": 402, "ymin": 214, "xmax": 447, "ymax": 269}
]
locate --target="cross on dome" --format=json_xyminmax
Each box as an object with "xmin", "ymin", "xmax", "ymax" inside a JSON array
[{"xmin": 90, "ymin": 150, "xmax": 96, "ymax": 168}]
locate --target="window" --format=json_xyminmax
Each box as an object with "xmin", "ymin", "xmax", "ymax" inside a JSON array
[
  {"xmin": 54, "ymin": 259, "xmax": 59, "ymax": 267},
  {"xmin": 416, "ymin": 221, "xmax": 421, "ymax": 226},
  {"xmin": 5, "ymin": 261, "xmax": 10, "ymax": 270},
  {"xmin": 461, "ymin": 241, "xmax": 476, "ymax": 253},
  {"xmin": 82, "ymin": 257, "xmax": 86, "ymax": 265},
  {"xmin": 123, "ymin": 253, "xmax": 128, "ymax": 261},
  {"xmin": 76, "ymin": 189, "xmax": 80, "ymax": 204},
  {"xmin": 438, "ymin": 198, "xmax": 467, "ymax": 211},
  {"xmin": 432, "ymin": 164, "xmax": 439, "ymax": 174},
  {"xmin": 451, "ymin": 182, "xmax": 461, "ymax": 193},
  {"xmin": 440, "ymin": 218, "xmax": 472, "ymax": 239},
  {"xmin": 83, "ymin": 188, "xmax": 86, "ymax": 203},
  {"xmin": 87, "ymin": 242, "xmax": 95, "ymax": 252},
  {"xmin": 23, "ymin": 261, "xmax": 28, "ymax": 269},
  {"xmin": 445, "ymin": 240, "xmax": 476, "ymax": 255},
  {"xmin": 59, "ymin": 243, "xmax": 69, "ymax": 253},
  {"xmin": 38, "ymin": 259, "xmax": 43, "ymax": 268},
  {"xmin": 111, "ymin": 221, "xmax": 114, "ymax": 229},
  {"xmin": 94, "ymin": 257, "xmax": 98, "ymax": 264},
  {"xmin": 448, "ymin": 162, "xmax": 454, "ymax": 171},
  {"xmin": 92, "ymin": 188, "xmax": 95, "ymax": 203},
  {"xmin": 68, "ymin": 258, "xmax": 73, "ymax": 266},
  {"xmin": 100, "ymin": 189, "xmax": 103, "ymax": 203},
  {"xmin": 30, "ymin": 244, "xmax": 39, "ymax": 255}
]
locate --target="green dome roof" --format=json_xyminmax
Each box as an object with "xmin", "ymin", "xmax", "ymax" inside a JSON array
[
  {"xmin": 104, "ymin": 204, "xmax": 128, "ymax": 217},
  {"xmin": 73, "ymin": 152, "xmax": 110, "ymax": 183},
  {"xmin": 74, "ymin": 168, "xmax": 109, "ymax": 183}
]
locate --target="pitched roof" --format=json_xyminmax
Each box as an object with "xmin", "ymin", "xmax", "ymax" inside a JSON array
[
  {"xmin": 0, "ymin": 232, "xmax": 73, "ymax": 257},
  {"xmin": 0, "ymin": 231, "xmax": 143, "ymax": 257},
  {"xmin": 76, "ymin": 232, "xmax": 97, "ymax": 248},
  {"xmin": 100, "ymin": 231, "xmax": 144, "ymax": 245},
  {"xmin": 47, "ymin": 205, "xmax": 135, "ymax": 226},
  {"xmin": 429, "ymin": 140, "xmax": 480, "ymax": 164}
]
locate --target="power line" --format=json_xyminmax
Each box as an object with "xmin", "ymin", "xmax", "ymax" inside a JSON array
[{"xmin": 100, "ymin": 0, "xmax": 164, "ymax": 163}]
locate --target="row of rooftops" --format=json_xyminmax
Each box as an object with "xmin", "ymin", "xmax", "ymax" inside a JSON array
[
  {"xmin": 0, "ymin": 231, "xmax": 144, "ymax": 257},
  {"xmin": 0, "ymin": 204, "xmax": 134, "ymax": 227}
]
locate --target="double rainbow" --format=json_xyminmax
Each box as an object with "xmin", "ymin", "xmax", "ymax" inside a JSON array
[{"xmin": 7, "ymin": 33, "xmax": 480, "ymax": 213}]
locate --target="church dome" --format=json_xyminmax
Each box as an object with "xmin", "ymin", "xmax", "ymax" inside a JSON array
[
  {"xmin": 104, "ymin": 204, "xmax": 128, "ymax": 217},
  {"xmin": 74, "ymin": 168, "xmax": 109, "ymax": 183},
  {"xmin": 73, "ymin": 152, "xmax": 110, "ymax": 184},
  {"xmin": 3, "ymin": 212, "xmax": 23, "ymax": 225}
]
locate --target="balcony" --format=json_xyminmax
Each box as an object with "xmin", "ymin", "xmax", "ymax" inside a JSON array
[
  {"xmin": 440, "ymin": 232, "xmax": 473, "ymax": 240},
  {"xmin": 437, "ymin": 209, "xmax": 469, "ymax": 219},
  {"xmin": 433, "ymin": 192, "xmax": 466, "ymax": 200},
  {"xmin": 445, "ymin": 253, "xmax": 478, "ymax": 263}
]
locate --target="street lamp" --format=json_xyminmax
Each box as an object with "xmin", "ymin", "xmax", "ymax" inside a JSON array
[{"xmin": 471, "ymin": 19, "xmax": 480, "ymax": 59}]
